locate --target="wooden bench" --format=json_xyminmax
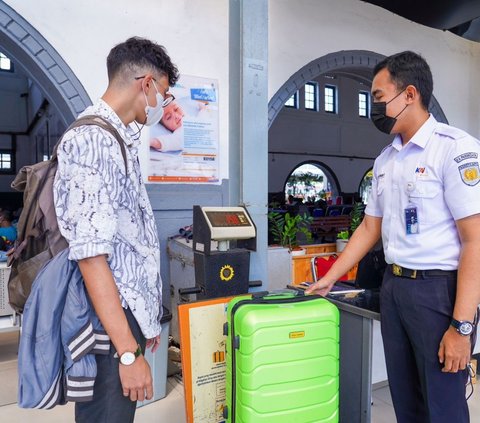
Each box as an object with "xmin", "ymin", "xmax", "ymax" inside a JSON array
[{"xmin": 310, "ymin": 215, "xmax": 351, "ymax": 240}]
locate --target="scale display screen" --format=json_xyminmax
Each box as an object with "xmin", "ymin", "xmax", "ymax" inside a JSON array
[
  {"xmin": 200, "ymin": 206, "xmax": 256, "ymax": 240},
  {"xmin": 205, "ymin": 211, "xmax": 251, "ymax": 228}
]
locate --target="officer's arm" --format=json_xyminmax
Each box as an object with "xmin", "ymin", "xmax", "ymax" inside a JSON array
[
  {"xmin": 454, "ymin": 213, "xmax": 480, "ymax": 324},
  {"xmin": 438, "ymin": 213, "xmax": 480, "ymax": 372},
  {"xmin": 305, "ymin": 214, "xmax": 382, "ymax": 295}
]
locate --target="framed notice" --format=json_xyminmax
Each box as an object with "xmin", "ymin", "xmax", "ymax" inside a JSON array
[
  {"xmin": 148, "ymin": 74, "xmax": 219, "ymax": 184},
  {"xmin": 178, "ymin": 297, "xmax": 233, "ymax": 423}
]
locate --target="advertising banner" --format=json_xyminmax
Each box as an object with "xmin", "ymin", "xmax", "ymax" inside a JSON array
[{"xmin": 148, "ymin": 75, "xmax": 219, "ymax": 184}]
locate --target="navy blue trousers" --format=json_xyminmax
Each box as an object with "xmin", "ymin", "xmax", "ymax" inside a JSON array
[
  {"xmin": 75, "ymin": 308, "xmax": 146, "ymax": 423},
  {"xmin": 380, "ymin": 269, "xmax": 470, "ymax": 423}
]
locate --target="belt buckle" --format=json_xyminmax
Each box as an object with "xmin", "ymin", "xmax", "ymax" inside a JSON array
[
  {"xmin": 392, "ymin": 264, "xmax": 402, "ymax": 277},
  {"xmin": 410, "ymin": 269, "xmax": 417, "ymax": 279}
]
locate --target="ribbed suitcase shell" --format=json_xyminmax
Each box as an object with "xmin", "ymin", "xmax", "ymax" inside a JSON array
[{"xmin": 225, "ymin": 292, "xmax": 339, "ymax": 423}]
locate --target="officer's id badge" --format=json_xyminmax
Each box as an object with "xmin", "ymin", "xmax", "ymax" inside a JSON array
[
  {"xmin": 405, "ymin": 206, "xmax": 419, "ymax": 235},
  {"xmin": 458, "ymin": 161, "xmax": 480, "ymax": 186}
]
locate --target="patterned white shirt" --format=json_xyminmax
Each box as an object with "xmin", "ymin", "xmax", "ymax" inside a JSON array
[{"xmin": 53, "ymin": 100, "xmax": 162, "ymax": 339}]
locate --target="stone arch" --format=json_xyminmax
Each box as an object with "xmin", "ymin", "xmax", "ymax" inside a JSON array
[
  {"xmin": 0, "ymin": 2, "xmax": 91, "ymax": 125},
  {"xmin": 268, "ymin": 50, "xmax": 447, "ymax": 128}
]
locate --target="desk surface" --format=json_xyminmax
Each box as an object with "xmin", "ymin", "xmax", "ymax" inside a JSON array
[{"xmin": 327, "ymin": 289, "xmax": 381, "ymax": 321}]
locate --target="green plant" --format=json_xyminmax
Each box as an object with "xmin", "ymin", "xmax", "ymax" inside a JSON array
[
  {"xmin": 350, "ymin": 202, "xmax": 364, "ymax": 234},
  {"xmin": 336, "ymin": 203, "xmax": 364, "ymax": 241},
  {"xmin": 268, "ymin": 212, "xmax": 313, "ymax": 250}
]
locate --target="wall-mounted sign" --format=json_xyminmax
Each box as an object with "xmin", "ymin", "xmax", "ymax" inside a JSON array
[{"xmin": 148, "ymin": 75, "xmax": 219, "ymax": 184}]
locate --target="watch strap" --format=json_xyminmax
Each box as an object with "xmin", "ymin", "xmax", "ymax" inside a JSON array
[
  {"xmin": 450, "ymin": 318, "xmax": 473, "ymax": 336},
  {"xmin": 114, "ymin": 344, "xmax": 143, "ymax": 359}
]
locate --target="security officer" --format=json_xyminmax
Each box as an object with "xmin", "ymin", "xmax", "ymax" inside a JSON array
[{"xmin": 306, "ymin": 51, "xmax": 480, "ymax": 423}]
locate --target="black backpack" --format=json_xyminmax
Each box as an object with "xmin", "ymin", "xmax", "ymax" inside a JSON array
[{"xmin": 7, "ymin": 115, "xmax": 127, "ymax": 313}]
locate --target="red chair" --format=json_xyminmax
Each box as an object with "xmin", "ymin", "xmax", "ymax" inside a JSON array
[{"xmin": 311, "ymin": 254, "xmax": 349, "ymax": 281}]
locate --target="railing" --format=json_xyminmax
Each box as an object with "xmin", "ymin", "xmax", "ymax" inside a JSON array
[{"xmin": 310, "ymin": 215, "xmax": 351, "ymax": 240}]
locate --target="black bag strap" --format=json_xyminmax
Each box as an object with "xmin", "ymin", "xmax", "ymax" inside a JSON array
[{"xmin": 52, "ymin": 114, "xmax": 128, "ymax": 175}]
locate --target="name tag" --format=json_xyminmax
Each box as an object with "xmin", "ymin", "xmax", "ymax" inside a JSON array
[{"xmin": 405, "ymin": 206, "xmax": 419, "ymax": 235}]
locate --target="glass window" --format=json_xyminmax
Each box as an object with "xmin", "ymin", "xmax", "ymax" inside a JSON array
[
  {"xmin": 324, "ymin": 85, "xmax": 337, "ymax": 113},
  {"xmin": 0, "ymin": 152, "xmax": 12, "ymax": 171},
  {"xmin": 285, "ymin": 92, "xmax": 298, "ymax": 108},
  {"xmin": 0, "ymin": 52, "xmax": 13, "ymax": 72},
  {"xmin": 304, "ymin": 82, "xmax": 317, "ymax": 111},
  {"xmin": 359, "ymin": 91, "xmax": 369, "ymax": 117}
]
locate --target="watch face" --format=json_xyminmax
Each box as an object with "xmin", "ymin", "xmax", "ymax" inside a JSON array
[
  {"xmin": 459, "ymin": 322, "xmax": 473, "ymax": 336},
  {"xmin": 120, "ymin": 351, "xmax": 136, "ymax": 366}
]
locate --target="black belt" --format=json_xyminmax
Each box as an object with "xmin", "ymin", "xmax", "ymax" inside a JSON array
[{"xmin": 390, "ymin": 264, "xmax": 457, "ymax": 279}]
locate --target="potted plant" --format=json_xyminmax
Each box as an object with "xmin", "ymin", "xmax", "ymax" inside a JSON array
[
  {"xmin": 268, "ymin": 211, "xmax": 313, "ymax": 255},
  {"xmin": 336, "ymin": 202, "xmax": 364, "ymax": 253},
  {"xmin": 336, "ymin": 230, "xmax": 349, "ymax": 253}
]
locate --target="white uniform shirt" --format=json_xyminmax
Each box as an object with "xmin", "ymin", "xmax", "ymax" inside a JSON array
[{"xmin": 365, "ymin": 115, "xmax": 480, "ymax": 270}]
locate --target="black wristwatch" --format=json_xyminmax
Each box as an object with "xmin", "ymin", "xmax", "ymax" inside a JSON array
[{"xmin": 450, "ymin": 318, "xmax": 474, "ymax": 336}]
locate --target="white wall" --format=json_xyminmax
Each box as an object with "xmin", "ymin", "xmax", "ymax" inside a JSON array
[
  {"xmin": 6, "ymin": 0, "xmax": 480, "ymax": 187},
  {"xmin": 4, "ymin": 0, "xmax": 230, "ymax": 181},
  {"xmin": 269, "ymin": 0, "xmax": 480, "ymax": 138}
]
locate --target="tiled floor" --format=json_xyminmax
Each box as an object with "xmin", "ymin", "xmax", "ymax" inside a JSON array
[{"xmin": 1, "ymin": 331, "xmax": 479, "ymax": 422}]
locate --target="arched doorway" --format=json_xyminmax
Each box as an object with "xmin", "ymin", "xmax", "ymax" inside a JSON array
[
  {"xmin": 268, "ymin": 50, "xmax": 447, "ymax": 129},
  {"xmin": 0, "ymin": 2, "xmax": 91, "ymax": 126},
  {"xmin": 284, "ymin": 161, "xmax": 339, "ymax": 205}
]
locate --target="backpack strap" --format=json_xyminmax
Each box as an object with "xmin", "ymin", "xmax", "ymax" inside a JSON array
[{"xmin": 52, "ymin": 114, "xmax": 128, "ymax": 175}]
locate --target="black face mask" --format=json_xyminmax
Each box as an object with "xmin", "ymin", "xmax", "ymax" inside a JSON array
[{"xmin": 370, "ymin": 89, "xmax": 408, "ymax": 134}]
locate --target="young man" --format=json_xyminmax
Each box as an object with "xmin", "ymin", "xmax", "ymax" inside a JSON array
[
  {"xmin": 53, "ymin": 37, "xmax": 179, "ymax": 422},
  {"xmin": 306, "ymin": 51, "xmax": 480, "ymax": 422}
]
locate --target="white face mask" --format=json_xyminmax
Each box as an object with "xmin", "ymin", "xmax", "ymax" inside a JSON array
[{"xmin": 143, "ymin": 80, "xmax": 164, "ymax": 126}]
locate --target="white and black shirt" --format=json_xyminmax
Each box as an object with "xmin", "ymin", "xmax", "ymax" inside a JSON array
[{"xmin": 53, "ymin": 100, "xmax": 162, "ymax": 339}]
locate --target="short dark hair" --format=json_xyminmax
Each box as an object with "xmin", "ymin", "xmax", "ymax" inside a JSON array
[
  {"xmin": 107, "ymin": 37, "xmax": 179, "ymax": 86},
  {"xmin": 373, "ymin": 51, "xmax": 433, "ymax": 110}
]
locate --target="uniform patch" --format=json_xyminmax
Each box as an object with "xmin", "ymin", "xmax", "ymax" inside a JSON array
[
  {"xmin": 458, "ymin": 162, "xmax": 480, "ymax": 186},
  {"xmin": 415, "ymin": 167, "xmax": 427, "ymax": 176},
  {"xmin": 454, "ymin": 152, "xmax": 478, "ymax": 163}
]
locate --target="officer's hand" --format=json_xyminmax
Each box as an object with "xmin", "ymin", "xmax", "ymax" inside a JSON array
[
  {"xmin": 438, "ymin": 326, "xmax": 471, "ymax": 373},
  {"xmin": 119, "ymin": 355, "xmax": 153, "ymax": 402},
  {"xmin": 305, "ymin": 278, "xmax": 334, "ymax": 296}
]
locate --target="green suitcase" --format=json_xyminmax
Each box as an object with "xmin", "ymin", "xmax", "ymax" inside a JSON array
[{"xmin": 224, "ymin": 291, "xmax": 339, "ymax": 423}]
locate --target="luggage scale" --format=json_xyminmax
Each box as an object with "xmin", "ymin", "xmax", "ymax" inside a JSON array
[{"xmin": 179, "ymin": 205, "xmax": 261, "ymax": 300}]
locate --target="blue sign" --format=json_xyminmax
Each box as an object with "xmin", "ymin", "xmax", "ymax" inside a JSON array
[{"xmin": 190, "ymin": 88, "xmax": 216, "ymax": 102}]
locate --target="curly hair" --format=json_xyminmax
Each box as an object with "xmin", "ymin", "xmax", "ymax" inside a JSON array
[{"xmin": 107, "ymin": 37, "xmax": 179, "ymax": 86}]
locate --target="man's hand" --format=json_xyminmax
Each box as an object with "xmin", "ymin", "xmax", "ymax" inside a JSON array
[
  {"xmin": 146, "ymin": 335, "xmax": 161, "ymax": 353},
  {"xmin": 438, "ymin": 326, "xmax": 471, "ymax": 373},
  {"xmin": 305, "ymin": 278, "xmax": 334, "ymax": 296},
  {"xmin": 119, "ymin": 355, "xmax": 153, "ymax": 402}
]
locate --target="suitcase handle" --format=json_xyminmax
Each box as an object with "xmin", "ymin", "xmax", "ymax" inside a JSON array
[{"xmin": 250, "ymin": 289, "xmax": 304, "ymax": 300}]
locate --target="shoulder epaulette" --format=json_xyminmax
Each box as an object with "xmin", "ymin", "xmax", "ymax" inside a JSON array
[{"xmin": 434, "ymin": 123, "xmax": 469, "ymax": 141}]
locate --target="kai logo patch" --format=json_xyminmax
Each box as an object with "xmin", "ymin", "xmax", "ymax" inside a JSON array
[
  {"xmin": 458, "ymin": 162, "xmax": 480, "ymax": 186},
  {"xmin": 415, "ymin": 167, "xmax": 427, "ymax": 176}
]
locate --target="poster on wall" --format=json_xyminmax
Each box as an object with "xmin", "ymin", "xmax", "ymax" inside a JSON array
[
  {"xmin": 178, "ymin": 297, "xmax": 232, "ymax": 423},
  {"xmin": 148, "ymin": 74, "xmax": 219, "ymax": 184}
]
